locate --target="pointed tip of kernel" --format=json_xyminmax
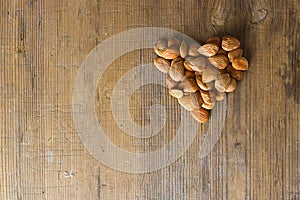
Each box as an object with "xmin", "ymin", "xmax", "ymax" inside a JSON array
[{"xmin": 191, "ymin": 108, "xmax": 209, "ymax": 123}]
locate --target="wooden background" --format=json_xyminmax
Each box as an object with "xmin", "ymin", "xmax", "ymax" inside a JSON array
[{"xmin": 0, "ymin": 0, "xmax": 299, "ymax": 199}]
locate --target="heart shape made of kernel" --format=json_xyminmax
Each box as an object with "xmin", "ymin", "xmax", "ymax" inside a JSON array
[{"xmin": 153, "ymin": 36, "xmax": 249, "ymax": 123}]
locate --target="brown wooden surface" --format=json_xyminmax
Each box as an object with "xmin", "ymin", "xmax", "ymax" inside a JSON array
[{"xmin": 0, "ymin": 0, "xmax": 299, "ymax": 199}]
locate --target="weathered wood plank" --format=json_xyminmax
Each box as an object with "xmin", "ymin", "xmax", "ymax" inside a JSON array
[{"xmin": 0, "ymin": 0, "xmax": 299, "ymax": 199}]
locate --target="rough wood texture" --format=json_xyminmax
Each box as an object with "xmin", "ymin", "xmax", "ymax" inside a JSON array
[{"xmin": 0, "ymin": 0, "xmax": 299, "ymax": 199}]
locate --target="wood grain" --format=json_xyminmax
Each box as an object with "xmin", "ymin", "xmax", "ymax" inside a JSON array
[{"xmin": 0, "ymin": 0, "xmax": 299, "ymax": 199}]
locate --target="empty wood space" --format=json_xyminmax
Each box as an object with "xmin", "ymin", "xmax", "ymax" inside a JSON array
[{"xmin": 0, "ymin": 0, "xmax": 299, "ymax": 199}]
